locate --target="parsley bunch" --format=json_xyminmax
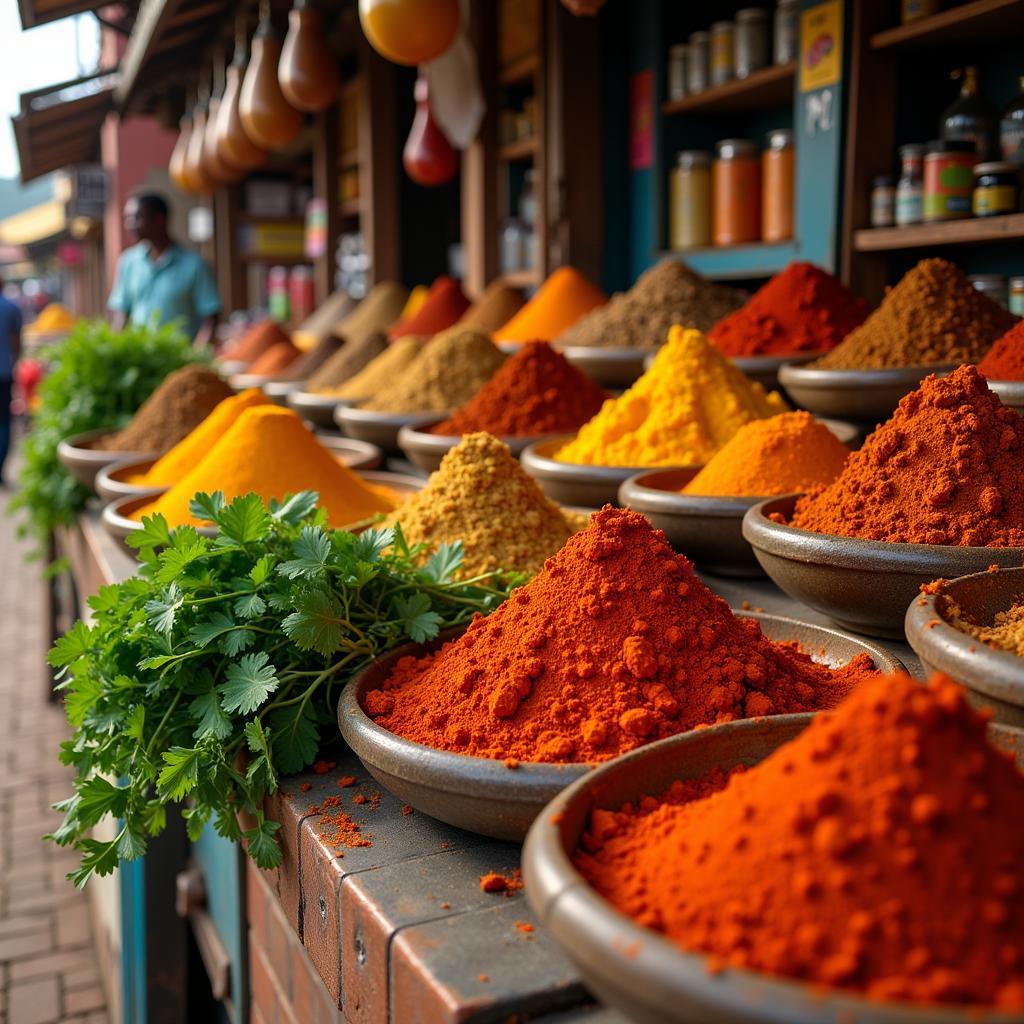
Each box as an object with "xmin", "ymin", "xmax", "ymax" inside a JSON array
[{"xmin": 48, "ymin": 491, "xmax": 518, "ymax": 885}]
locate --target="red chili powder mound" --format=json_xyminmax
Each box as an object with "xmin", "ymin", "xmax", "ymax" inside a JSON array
[
  {"xmin": 431, "ymin": 341, "xmax": 607, "ymax": 436},
  {"xmin": 246, "ymin": 339, "xmax": 301, "ymax": 375},
  {"xmin": 979, "ymin": 320, "xmax": 1024, "ymax": 381},
  {"xmin": 709, "ymin": 262, "xmax": 869, "ymax": 357},
  {"xmin": 573, "ymin": 673, "xmax": 1024, "ymax": 1009},
  {"xmin": 788, "ymin": 364, "xmax": 1024, "ymax": 546},
  {"xmin": 388, "ymin": 276, "xmax": 470, "ymax": 340},
  {"xmin": 365, "ymin": 507, "xmax": 877, "ymax": 763},
  {"xmin": 222, "ymin": 320, "xmax": 292, "ymax": 363}
]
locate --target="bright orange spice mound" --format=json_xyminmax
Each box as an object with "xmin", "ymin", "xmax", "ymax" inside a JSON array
[
  {"xmin": 574, "ymin": 673, "xmax": 1024, "ymax": 1010},
  {"xmin": 365, "ymin": 507, "xmax": 876, "ymax": 763},
  {"xmin": 789, "ymin": 365, "xmax": 1024, "ymax": 546},
  {"xmin": 494, "ymin": 267, "xmax": 607, "ymax": 343}
]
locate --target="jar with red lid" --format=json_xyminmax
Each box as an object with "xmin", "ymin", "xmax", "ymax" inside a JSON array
[{"xmin": 713, "ymin": 139, "xmax": 761, "ymax": 245}]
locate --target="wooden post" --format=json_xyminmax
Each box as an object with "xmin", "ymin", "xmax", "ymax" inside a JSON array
[{"xmin": 312, "ymin": 108, "xmax": 340, "ymax": 304}]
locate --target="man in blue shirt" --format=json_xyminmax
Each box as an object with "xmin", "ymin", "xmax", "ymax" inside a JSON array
[
  {"xmin": 0, "ymin": 277, "xmax": 22, "ymax": 486},
  {"xmin": 108, "ymin": 193, "xmax": 221, "ymax": 346}
]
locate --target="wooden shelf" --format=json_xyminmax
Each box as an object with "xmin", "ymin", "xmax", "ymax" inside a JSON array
[
  {"xmin": 854, "ymin": 214, "xmax": 1024, "ymax": 251},
  {"xmin": 661, "ymin": 62, "xmax": 795, "ymax": 116},
  {"xmin": 340, "ymin": 149, "xmax": 359, "ymax": 170},
  {"xmin": 238, "ymin": 214, "xmax": 303, "ymax": 226},
  {"xmin": 662, "ymin": 239, "xmax": 800, "ymax": 280},
  {"xmin": 497, "ymin": 137, "xmax": 538, "ymax": 163},
  {"xmin": 339, "ymin": 197, "xmax": 362, "ymax": 217},
  {"xmin": 499, "ymin": 52, "xmax": 538, "ymax": 86},
  {"xmin": 499, "ymin": 268, "xmax": 541, "ymax": 289},
  {"xmin": 870, "ymin": 0, "xmax": 1024, "ymax": 50},
  {"xmin": 239, "ymin": 253, "xmax": 311, "ymax": 265}
]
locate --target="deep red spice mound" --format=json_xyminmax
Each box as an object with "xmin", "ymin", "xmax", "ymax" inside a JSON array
[
  {"xmin": 789, "ymin": 364, "xmax": 1024, "ymax": 546},
  {"xmin": 574, "ymin": 673, "xmax": 1024, "ymax": 1009},
  {"xmin": 979, "ymin": 320, "xmax": 1024, "ymax": 381},
  {"xmin": 710, "ymin": 262, "xmax": 869, "ymax": 356},
  {"xmin": 431, "ymin": 341, "xmax": 607, "ymax": 436},
  {"xmin": 388, "ymin": 276, "xmax": 470, "ymax": 341},
  {"xmin": 365, "ymin": 507, "xmax": 876, "ymax": 763}
]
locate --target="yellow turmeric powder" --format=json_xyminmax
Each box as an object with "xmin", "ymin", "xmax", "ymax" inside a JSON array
[
  {"xmin": 682, "ymin": 412, "xmax": 849, "ymax": 497},
  {"xmin": 129, "ymin": 389, "xmax": 269, "ymax": 486},
  {"xmin": 134, "ymin": 405, "xmax": 396, "ymax": 529},
  {"xmin": 556, "ymin": 327, "xmax": 789, "ymax": 467}
]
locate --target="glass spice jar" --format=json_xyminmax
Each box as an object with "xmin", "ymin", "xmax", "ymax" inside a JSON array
[
  {"xmin": 713, "ymin": 139, "xmax": 761, "ymax": 246},
  {"xmin": 710, "ymin": 21, "xmax": 735, "ymax": 87},
  {"xmin": 735, "ymin": 9, "xmax": 769, "ymax": 79},
  {"xmin": 668, "ymin": 44, "xmax": 688, "ymax": 102},
  {"xmin": 871, "ymin": 175, "xmax": 896, "ymax": 228},
  {"xmin": 972, "ymin": 162, "xmax": 1020, "ymax": 217},
  {"xmin": 895, "ymin": 143, "xmax": 925, "ymax": 226},
  {"xmin": 688, "ymin": 31, "xmax": 710, "ymax": 94},
  {"xmin": 923, "ymin": 139, "xmax": 977, "ymax": 221},
  {"xmin": 762, "ymin": 129, "xmax": 794, "ymax": 242},
  {"xmin": 774, "ymin": 0, "xmax": 799, "ymax": 64},
  {"xmin": 969, "ymin": 275, "xmax": 1009, "ymax": 309},
  {"xmin": 1009, "ymin": 277, "xmax": 1024, "ymax": 317},
  {"xmin": 670, "ymin": 150, "xmax": 712, "ymax": 250}
]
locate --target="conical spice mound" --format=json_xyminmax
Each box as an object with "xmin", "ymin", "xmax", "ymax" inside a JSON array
[{"xmin": 366, "ymin": 506, "xmax": 877, "ymax": 763}]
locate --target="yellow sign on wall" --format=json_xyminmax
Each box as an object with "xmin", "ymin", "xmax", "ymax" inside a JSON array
[{"xmin": 800, "ymin": 0, "xmax": 842, "ymax": 93}]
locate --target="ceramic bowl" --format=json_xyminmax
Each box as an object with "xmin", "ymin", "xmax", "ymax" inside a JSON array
[
  {"xmin": 228, "ymin": 371, "xmax": 279, "ymax": 392},
  {"xmin": 560, "ymin": 346, "xmax": 649, "ymax": 389},
  {"xmin": 261, "ymin": 380, "xmax": 302, "ymax": 406},
  {"xmin": 216, "ymin": 359, "xmax": 250, "ymax": 377},
  {"xmin": 732, "ymin": 351, "xmax": 825, "ymax": 392},
  {"xmin": 337, "ymin": 613, "xmax": 902, "ymax": 841},
  {"xmin": 287, "ymin": 390, "xmax": 361, "ymax": 429},
  {"xmin": 496, "ymin": 341, "xmax": 522, "ymax": 355},
  {"xmin": 777, "ymin": 363, "xmax": 957, "ymax": 427},
  {"xmin": 336, "ymin": 406, "xmax": 451, "ymax": 455},
  {"xmin": 743, "ymin": 494, "xmax": 1024, "ymax": 639},
  {"xmin": 905, "ymin": 567, "xmax": 1024, "ymax": 727},
  {"xmin": 521, "ymin": 436, "xmax": 692, "ymax": 509},
  {"xmin": 57, "ymin": 428, "xmax": 154, "ymax": 491},
  {"xmin": 397, "ymin": 420, "xmax": 549, "ymax": 473},
  {"xmin": 986, "ymin": 379, "xmax": 1024, "ymax": 416},
  {"xmin": 523, "ymin": 714, "xmax": 1023, "ymax": 1024}
]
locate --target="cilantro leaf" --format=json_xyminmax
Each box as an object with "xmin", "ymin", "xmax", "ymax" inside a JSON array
[
  {"xmin": 70, "ymin": 837, "xmax": 121, "ymax": 887},
  {"xmin": 218, "ymin": 493, "xmax": 272, "ymax": 544},
  {"xmin": 234, "ymin": 593, "xmax": 266, "ymax": 619},
  {"xmin": 145, "ymin": 583, "xmax": 182, "ymax": 637},
  {"xmin": 269, "ymin": 703, "xmax": 319, "ymax": 775},
  {"xmin": 74, "ymin": 776, "xmax": 129, "ymax": 829},
  {"xmin": 270, "ymin": 490, "xmax": 319, "ymax": 524},
  {"xmin": 220, "ymin": 653, "xmax": 279, "ymax": 715},
  {"xmin": 220, "ymin": 628, "xmax": 255, "ymax": 657},
  {"xmin": 189, "ymin": 612, "xmax": 236, "ymax": 649},
  {"xmin": 188, "ymin": 491, "xmax": 225, "ymax": 523},
  {"xmin": 127, "ymin": 512, "xmax": 173, "ymax": 555},
  {"xmin": 352, "ymin": 527, "xmax": 392, "ymax": 563},
  {"xmin": 249, "ymin": 555, "xmax": 275, "ymax": 586},
  {"xmin": 277, "ymin": 526, "xmax": 331, "ymax": 579},
  {"xmin": 393, "ymin": 592, "xmax": 444, "ymax": 643},
  {"xmin": 281, "ymin": 589, "xmax": 343, "ymax": 656},
  {"xmin": 47, "ymin": 620, "xmax": 93, "ymax": 668},
  {"xmin": 117, "ymin": 826, "xmax": 147, "ymax": 861},
  {"xmin": 190, "ymin": 691, "xmax": 233, "ymax": 740},
  {"xmin": 245, "ymin": 819, "xmax": 283, "ymax": 869},
  {"xmin": 158, "ymin": 746, "xmax": 202, "ymax": 800},
  {"xmin": 154, "ymin": 531, "xmax": 208, "ymax": 585},
  {"xmin": 421, "ymin": 542, "xmax": 463, "ymax": 583}
]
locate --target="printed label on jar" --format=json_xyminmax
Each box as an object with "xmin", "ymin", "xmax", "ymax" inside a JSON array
[
  {"xmin": 924, "ymin": 194, "xmax": 972, "ymax": 219},
  {"xmin": 973, "ymin": 185, "xmax": 1018, "ymax": 217}
]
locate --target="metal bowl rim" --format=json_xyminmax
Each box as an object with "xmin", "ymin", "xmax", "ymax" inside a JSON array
[{"xmin": 778, "ymin": 362, "xmax": 959, "ymax": 390}]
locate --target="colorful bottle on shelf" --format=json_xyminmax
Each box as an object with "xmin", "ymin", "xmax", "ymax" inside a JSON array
[
  {"xmin": 923, "ymin": 139, "xmax": 977, "ymax": 221},
  {"xmin": 670, "ymin": 151, "xmax": 712, "ymax": 250},
  {"xmin": 941, "ymin": 66, "xmax": 999, "ymax": 161},
  {"xmin": 1001, "ymin": 77, "xmax": 1024, "ymax": 165},
  {"xmin": 895, "ymin": 143, "xmax": 924, "ymax": 226},
  {"xmin": 761, "ymin": 129, "xmax": 794, "ymax": 242},
  {"xmin": 713, "ymin": 139, "xmax": 761, "ymax": 246}
]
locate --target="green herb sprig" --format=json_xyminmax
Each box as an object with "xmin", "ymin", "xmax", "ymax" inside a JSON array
[{"xmin": 48, "ymin": 491, "xmax": 519, "ymax": 885}]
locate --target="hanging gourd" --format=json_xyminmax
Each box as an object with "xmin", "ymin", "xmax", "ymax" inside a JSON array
[
  {"xmin": 217, "ymin": 24, "xmax": 269, "ymax": 170},
  {"xmin": 169, "ymin": 118, "xmax": 195, "ymax": 192},
  {"xmin": 239, "ymin": 1, "xmax": 304, "ymax": 150},
  {"xmin": 203, "ymin": 95, "xmax": 244, "ymax": 184},
  {"xmin": 279, "ymin": 0, "xmax": 339, "ymax": 112},
  {"xmin": 183, "ymin": 104, "xmax": 214, "ymax": 193},
  {"xmin": 403, "ymin": 73, "xmax": 457, "ymax": 186},
  {"xmin": 359, "ymin": 0, "xmax": 459, "ymax": 66}
]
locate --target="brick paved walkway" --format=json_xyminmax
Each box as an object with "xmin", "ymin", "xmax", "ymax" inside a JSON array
[{"xmin": 0, "ymin": 485, "xmax": 109, "ymax": 1024}]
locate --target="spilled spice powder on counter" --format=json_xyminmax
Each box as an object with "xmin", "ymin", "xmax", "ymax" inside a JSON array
[
  {"xmin": 556, "ymin": 327, "xmax": 788, "ymax": 467},
  {"xmin": 245, "ymin": 338, "xmax": 301, "ymax": 376},
  {"xmin": 388, "ymin": 433, "xmax": 587, "ymax": 578},
  {"xmin": 682, "ymin": 412, "xmax": 849, "ymax": 497},
  {"xmin": 320, "ymin": 337, "xmax": 422, "ymax": 400},
  {"xmin": 709, "ymin": 262, "xmax": 868, "ymax": 357},
  {"xmin": 98, "ymin": 364, "xmax": 234, "ymax": 453},
  {"xmin": 221, "ymin": 319, "xmax": 292, "ymax": 363},
  {"xmin": 135, "ymin": 405, "xmax": 396, "ymax": 529},
  {"xmin": 458, "ymin": 280, "xmax": 526, "ymax": 334},
  {"xmin": 813, "ymin": 259, "xmax": 1018, "ymax": 370},
  {"xmin": 432, "ymin": 342, "xmax": 606, "ymax": 437},
  {"xmin": 556, "ymin": 258, "xmax": 745, "ymax": 350},
  {"xmin": 128, "ymin": 388, "xmax": 268, "ymax": 486},
  {"xmin": 388, "ymin": 276, "xmax": 470, "ymax": 340},
  {"xmin": 362, "ymin": 327, "xmax": 506, "ymax": 414},
  {"xmin": 978, "ymin": 320, "xmax": 1024, "ymax": 381},
  {"xmin": 366, "ymin": 507, "xmax": 876, "ymax": 763},
  {"xmin": 318, "ymin": 810, "xmax": 372, "ymax": 850},
  {"xmin": 495, "ymin": 267, "xmax": 608, "ymax": 343},
  {"xmin": 788, "ymin": 365, "xmax": 1024, "ymax": 546},
  {"xmin": 574, "ymin": 673, "xmax": 1024, "ymax": 1010},
  {"xmin": 479, "ymin": 870, "xmax": 523, "ymax": 894},
  {"xmin": 308, "ymin": 332, "xmax": 389, "ymax": 393}
]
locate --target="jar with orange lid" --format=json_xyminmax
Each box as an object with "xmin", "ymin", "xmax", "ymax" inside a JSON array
[
  {"xmin": 713, "ymin": 139, "xmax": 761, "ymax": 245},
  {"xmin": 761, "ymin": 129, "xmax": 794, "ymax": 242}
]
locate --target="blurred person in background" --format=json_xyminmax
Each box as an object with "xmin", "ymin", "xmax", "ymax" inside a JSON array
[
  {"xmin": 0, "ymin": 275, "xmax": 22, "ymax": 486},
  {"xmin": 108, "ymin": 193, "xmax": 221, "ymax": 347}
]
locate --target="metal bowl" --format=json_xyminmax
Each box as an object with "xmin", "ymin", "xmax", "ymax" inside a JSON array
[
  {"xmin": 336, "ymin": 406, "xmax": 452, "ymax": 455},
  {"xmin": 216, "ymin": 359, "xmax": 250, "ymax": 377},
  {"xmin": 397, "ymin": 420, "xmax": 549, "ymax": 473},
  {"xmin": 905, "ymin": 567, "xmax": 1024, "ymax": 727},
  {"xmin": 95, "ymin": 457, "xmax": 162, "ymax": 503},
  {"xmin": 523, "ymin": 714, "xmax": 1023, "ymax": 1024},
  {"xmin": 521, "ymin": 436, "xmax": 691, "ymax": 509},
  {"xmin": 777, "ymin": 363, "xmax": 957, "ymax": 427},
  {"xmin": 286, "ymin": 390, "xmax": 362, "ymax": 429},
  {"xmin": 743, "ymin": 495, "xmax": 1024, "ymax": 639},
  {"xmin": 986, "ymin": 379, "xmax": 1024, "ymax": 416},
  {"xmin": 314, "ymin": 434, "xmax": 384, "ymax": 471},
  {"xmin": 262, "ymin": 380, "xmax": 302, "ymax": 406},
  {"xmin": 732, "ymin": 351, "xmax": 825, "ymax": 392},
  {"xmin": 496, "ymin": 341, "xmax": 522, "ymax": 356},
  {"xmin": 560, "ymin": 346, "xmax": 650, "ymax": 389},
  {"xmin": 229, "ymin": 371, "xmax": 278, "ymax": 392},
  {"xmin": 338, "ymin": 614, "xmax": 902, "ymax": 841},
  {"xmin": 57, "ymin": 428, "xmax": 154, "ymax": 491}
]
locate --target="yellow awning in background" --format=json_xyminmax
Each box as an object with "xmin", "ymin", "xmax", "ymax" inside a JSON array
[{"xmin": 0, "ymin": 200, "xmax": 67, "ymax": 246}]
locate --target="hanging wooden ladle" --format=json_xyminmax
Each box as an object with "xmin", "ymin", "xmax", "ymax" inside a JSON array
[
  {"xmin": 169, "ymin": 117, "xmax": 196, "ymax": 193},
  {"xmin": 239, "ymin": 0, "xmax": 304, "ymax": 150},
  {"xmin": 279, "ymin": 0, "xmax": 339, "ymax": 112},
  {"xmin": 216, "ymin": 21, "xmax": 269, "ymax": 170}
]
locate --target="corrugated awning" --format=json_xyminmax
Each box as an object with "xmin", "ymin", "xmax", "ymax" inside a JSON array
[
  {"xmin": 12, "ymin": 71, "xmax": 118, "ymax": 183},
  {"xmin": 17, "ymin": 0, "xmax": 108, "ymax": 30}
]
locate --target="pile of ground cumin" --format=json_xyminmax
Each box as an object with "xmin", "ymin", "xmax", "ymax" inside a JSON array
[
  {"xmin": 388, "ymin": 432, "xmax": 587, "ymax": 578},
  {"xmin": 555, "ymin": 258, "xmax": 745, "ymax": 350},
  {"xmin": 930, "ymin": 576, "xmax": 1024, "ymax": 657},
  {"xmin": 812, "ymin": 259, "xmax": 1018, "ymax": 369},
  {"xmin": 307, "ymin": 332, "xmax": 389, "ymax": 393},
  {"xmin": 98, "ymin": 364, "xmax": 233, "ymax": 453}
]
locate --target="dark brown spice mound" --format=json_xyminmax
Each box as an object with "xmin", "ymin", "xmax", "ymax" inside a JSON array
[
  {"xmin": 98, "ymin": 365, "xmax": 233, "ymax": 453},
  {"xmin": 307, "ymin": 331, "xmax": 388, "ymax": 391}
]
